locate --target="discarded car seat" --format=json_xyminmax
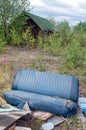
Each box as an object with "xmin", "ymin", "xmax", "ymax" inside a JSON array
[{"xmin": 4, "ymin": 69, "xmax": 79, "ymax": 117}]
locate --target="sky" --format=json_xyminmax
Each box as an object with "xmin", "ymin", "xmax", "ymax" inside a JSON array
[{"xmin": 29, "ymin": 0, "xmax": 86, "ymax": 25}]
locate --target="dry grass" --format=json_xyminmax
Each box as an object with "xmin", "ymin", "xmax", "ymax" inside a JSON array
[
  {"xmin": 0, "ymin": 46, "xmax": 86, "ymax": 130},
  {"xmin": 0, "ymin": 47, "xmax": 60, "ymax": 93}
]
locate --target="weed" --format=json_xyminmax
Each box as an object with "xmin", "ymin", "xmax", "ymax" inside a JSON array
[
  {"xmin": 30, "ymin": 61, "xmax": 36, "ymax": 70},
  {"xmin": 38, "ymin": 55, "xmax": 45, "ymax": 71}
]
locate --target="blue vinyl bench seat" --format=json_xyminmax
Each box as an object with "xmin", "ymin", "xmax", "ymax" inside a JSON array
[{"xmin": 4, "ymin": 69, "xmax": 79, "ymax": 117}]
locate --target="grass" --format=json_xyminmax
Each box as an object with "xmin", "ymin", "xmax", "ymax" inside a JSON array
[{"xmin": 0, "ymin": 46, "xmax": 86, "ymax": 130}]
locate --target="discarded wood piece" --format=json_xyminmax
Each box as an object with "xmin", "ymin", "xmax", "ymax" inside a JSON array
[
  {"xmin": 16, "ymin": 119, "xmax": 29, "ymax": 127},
  {"xmin": 20, "ymin": 113, "xmax": 31, "ymax": 121},
  {"xmin": 0, "ymin": 110, "xmax": 30, "ymax": 130},
  {"xmin": 8, "ymin": 123, "xmax": 16, "ymax": 130},
  {"xmin": 16, "ymin": 113, "xmax": 31, "ymax": 127}
]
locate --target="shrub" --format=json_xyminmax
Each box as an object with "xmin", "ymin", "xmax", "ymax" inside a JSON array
[
  {"xmin": 37, "ymin": 32, "xmax": 62, "ymax": 56},
  {"xmin": 22, "ymin": 28, "xmax": 36, "ymax": 48},
  {"xmin": 9, "ymin": 28, "xmax": 22, "ymax": 46},
  {"xmin": 63, "ymin": 40, "xmax": 84, "ymax": 69},
  {"xmin": 0, "ymin": 38, "xmax": 6, "ymax": 52}
]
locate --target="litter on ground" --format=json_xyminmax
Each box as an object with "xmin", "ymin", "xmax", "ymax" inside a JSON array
[
  {"xmin": 78, "ymin": 97, "xmax": 86, "ymax": 116},
  {"xmin": 41, "ymin": 122, "xmax": 54, "ymax": 130}
]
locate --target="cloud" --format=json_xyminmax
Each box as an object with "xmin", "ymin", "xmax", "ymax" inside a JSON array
[
  {"xmin": 79, "ymin": 3, "xmax": 86, "ymax": 9},
  {"xmin": 58, "ymin": 0, "xmax": 78, "ymax": 7},
  {"xmin": 30, "ymin": 0, "xmax": 44, "ymax": 6},
  {"xmin": 30, "ymin": 0, "xmax": 86, "ymax": 25}
]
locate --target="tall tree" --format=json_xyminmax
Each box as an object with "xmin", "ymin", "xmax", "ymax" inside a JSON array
[{"xmin": 0, "ymin": 0, "xmax": 30, "ymax": 43}]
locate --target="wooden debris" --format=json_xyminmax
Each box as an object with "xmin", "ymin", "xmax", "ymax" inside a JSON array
[{"xmin": 0, "ymin": 110, "xmax": 30, "ymax": 130}]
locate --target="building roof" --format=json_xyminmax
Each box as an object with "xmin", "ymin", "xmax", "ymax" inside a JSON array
[{"xmin": 27, "ymin": 13, "xmax": 55, "ymax": 32}]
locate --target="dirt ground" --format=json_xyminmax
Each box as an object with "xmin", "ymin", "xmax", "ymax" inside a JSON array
[{"xmin": 0, "ymin": 47, "xmax": 86, "ymax": 130}]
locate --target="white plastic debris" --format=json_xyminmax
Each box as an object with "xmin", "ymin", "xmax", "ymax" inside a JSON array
[
  {"xmin": 41, "ymin": 122, "xmax": 54, "ymax": 130},
  {"xmin": 78, "ymin": 97, "xmax": 86, "ymax": 116},
  {"xmin": 15, "ymin": 126, "xmax": 31, "ymax": 130},
  {"xmin": 23, "ymin": 102, "xmax": 31, "ymax": 114}
]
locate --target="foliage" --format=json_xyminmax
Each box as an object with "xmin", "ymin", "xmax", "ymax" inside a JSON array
[
  {"xmin": 9, "ymin": 28, "xmax": 22, "ymax": 46},
  {"xmin": 0, "ymin": 0, "xmax": 30, "ymax": 44},
  {"xmin": 9, "ymin": 12, "xmax": 29, "ymax": 35},
  {"xmin": 56, "ymin": 20, "xmax": 72, "ymax": 46},
  {"xmin": 8, "ymin": 27, "xmax": 36, "ymax": 47},
  {"xmin": 0, "ymin": 38, "xmax": 6, "ymax": 52},
  {"xmin": 37, "ymin": 20, "xmax": 86, "ymax": 77},
  {"xmin": 62, "ymin": 40, "xmax": 85, "ymax": 69},
  {"xmin": 74, "ymin": 21, "xmax": 86, "ymax": 32},
  {"xmin": 73, "ymin": 31, "xmax": 86, "ymax": 47},
  {"xmin": 0, "ymin": 10, "xmax": 86, "ymax": 78},
  {"xmin": 30, "ymin": 54, "xmax": 46, "ymax": 71},
  {"xmin": 37, "ymin": 32, "xmax": 62, "ymax": 55},
  {"xmin": 73, "ymin": 21, "xmax": 86, "ymax": 46},
  {"xmin": 22, "ymin": 28, "xmax": 36, "ymax": 47}
]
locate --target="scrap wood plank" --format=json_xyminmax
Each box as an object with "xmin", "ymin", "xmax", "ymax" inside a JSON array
[{"xmin": 0, "ymin": 110, "xmax": 30, "ymax": 130}]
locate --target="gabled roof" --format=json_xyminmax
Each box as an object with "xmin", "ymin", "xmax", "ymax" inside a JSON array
[{"xmin": 26, "ymin": 13, "xmax": 55, "ymax": 32}]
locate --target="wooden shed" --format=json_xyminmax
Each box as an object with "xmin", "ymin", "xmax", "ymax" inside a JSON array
[
  {"xmin": 10, "ymin": 12, "xmax": 55, "ymax": 38},
  {"xmin": 23, "ymin": 12, "xmax": 55, "ymax": 38}
]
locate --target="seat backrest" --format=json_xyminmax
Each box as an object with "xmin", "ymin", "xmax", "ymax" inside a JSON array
[{"xmin": 12, "ymin": 69, "xmax": 79, "ymax": 102}]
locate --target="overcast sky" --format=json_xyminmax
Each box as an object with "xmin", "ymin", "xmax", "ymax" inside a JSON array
[{"xmin": 30, "ymin": 0, "xmax": 86, "ymax": 25}]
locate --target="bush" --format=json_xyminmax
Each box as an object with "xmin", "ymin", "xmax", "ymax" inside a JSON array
[
  {"xmin": 58, "ymin": 39, "xmax": 86, "ymax": 76},
  {"xmin": 37, "ymin": 32, "xmax": 62, "ymax": 56},
  {"xmin": 9, "ymin": 28, "xmax": 22, "ymax": 46},
  {"xmin": 65, "ymin": 40, "xmax": 84, "ymax": 69},
  {"xmin": 0, "ymin": 38, "xmax": 6, "ymax": 52},
  {"xmin": 22, "ymin": 28, "xmax": 36, "ymax": 48}
]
